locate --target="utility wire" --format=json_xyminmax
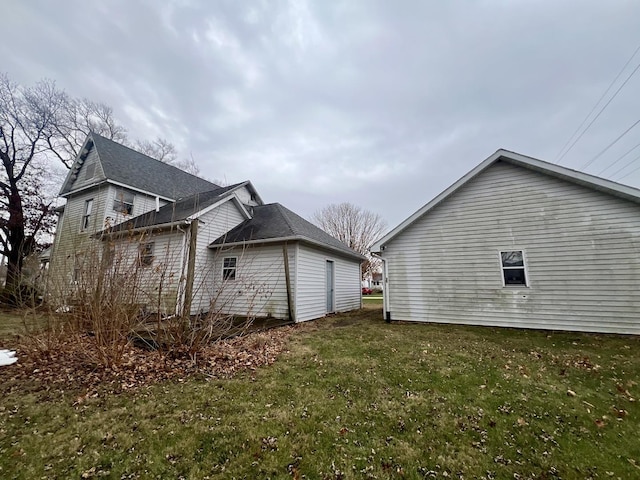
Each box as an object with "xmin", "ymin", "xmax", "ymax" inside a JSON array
[
  {"xmin": 613, "ymin": 152, "xmax": 640, "ymax": 181},
  {"xmin": 597, "ymin": 141, "xmax": 640, "ymax": 176},
  {"xmin": 555, "ymin": 43, "xmax": 640, "ymax": 165},
  {"xmin": 580, "ymin": 118, "xmax": 640, "ymax": 171}
]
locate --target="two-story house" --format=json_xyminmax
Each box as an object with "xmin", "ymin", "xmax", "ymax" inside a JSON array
[{"xmin": 48, "ymin": 133, "xmax": 364, "ymax": 322}]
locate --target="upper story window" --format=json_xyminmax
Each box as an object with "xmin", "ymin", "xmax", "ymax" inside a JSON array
[
  {"xmin": 223, "ymin": 257, "xmax": 237, "ymax": 281},
  {"xmin": 500, "ymin": 250, "xmax": 528, "ymax": 287},
  {"xmin": 81, "ymin": 199, "xmax": 93, "ymax": 231},
  {"xmin": 113, "ymin": 188, "xmax": 134, "ymax": 215}
]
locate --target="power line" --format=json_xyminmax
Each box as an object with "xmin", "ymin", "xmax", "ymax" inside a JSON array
[
  {"xmin": 555, "ymin": 43, "xmax": 640, "ymax": 165},
  {"xmin": 613, "ymin": 152, "xmax": 640, "ymax": 181},
  {"xmin": 597, "ymin": 141, "xmax": 640, "ymax": 176},
  {"xmin": 580, "ymin": 118, "xmax": 640, "ymax": 171}
]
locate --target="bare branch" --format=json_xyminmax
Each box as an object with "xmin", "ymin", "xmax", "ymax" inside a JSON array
[{"xmin": 311, "ymin": 202, "xmax": 387, "ymax": 279}]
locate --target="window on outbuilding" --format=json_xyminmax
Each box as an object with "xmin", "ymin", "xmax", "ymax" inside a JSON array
[
  {"xmin": 113, "ymin": 188, "xmax": 135, "ymax": 215},
  {"xmin": 223, "ymin": 257, "xmax": 237, "ymax": 281},
  {"xmin": 500, "ymin": 250, "xmax": 527, "ymax": 286}
]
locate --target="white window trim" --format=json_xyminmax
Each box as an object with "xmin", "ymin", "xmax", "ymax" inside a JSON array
[
  {"xmin": 222, "ymin": 256, "xmax": 237, "ymax": 281},
  {"xmin": 81, "ymin": 198, "xmax": 93, "ymax": 232},
  {"xmin": 498, "ymin": 249, "xmax": 530, "ymax": 288},
  {"xmin": 113, "ymin": 188, "xmax": 135, "ymax": 215}
]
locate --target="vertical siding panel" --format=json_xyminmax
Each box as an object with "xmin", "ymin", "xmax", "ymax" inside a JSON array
[{"xmin": 384, "ymin": 161, "xmax": 640, "ymax": 334}]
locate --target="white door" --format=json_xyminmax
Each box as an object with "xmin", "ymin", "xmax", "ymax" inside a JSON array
[{"xmin": 326, "ymin": 260, "xmax": 334, "ymax": 313}]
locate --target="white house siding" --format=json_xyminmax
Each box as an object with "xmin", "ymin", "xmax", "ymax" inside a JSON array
[
  {"xmin": 48, "ymin": 186, "xmax": 111, "ymax": 288},
  {"xmin": 67, "ymin": 148, "xmax": 105, "ymax": 192},
  {"xmin": 208, "ymin": 244, "xmax": 296, "ymax": 319},
  {"xmin": 233, "ymin": 185, "xmax": 260, "ymax": 207},
  {"xmin": 383, "ymin": 161, "xmax": 640, "ymax": 334},
  {"xmin": 110, "ymin": 230, "xmax": 187, "ymax": 314},
  {"xmin": 295, "ymin": 244, "xmax": 361, "ymax": 322},
  {"xmin": 189, "ymin": 198, "xmax": 248, "ymax": 314},
  {"xmin": 104, "ymin": 185, "xmax": 169, "ymax": 227}
]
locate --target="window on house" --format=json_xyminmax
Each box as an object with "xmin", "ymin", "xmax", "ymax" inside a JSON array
[
  {"xmin": 81, "ymin": 199, "xmax": 93, "ymax": 231},
  {"xmin": 222, "ymin": 257, "xmax": 237, "ymax": 281},
  {"xmin": 500, "ymin": 250, "xmax": 528, "ymax": 286},
  {"xmin": 113, "ymin": 188, "xmax": 134, "ymax": 215},
  {"xmin": 139, "ymin": 242, "xmax": 154, "ymax": 267},
  {"xmin": 73, "ymin": 254, "xmax": 84, "ymax": 284},
  {"xmin": 84, "ymin": 163, "xmax": 95, "ymax": 180}
]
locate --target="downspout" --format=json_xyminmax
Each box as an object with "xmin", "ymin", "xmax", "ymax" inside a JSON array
[
  {"xmin": 282, "ymin": 242, "xmax": 295, "ymax": 322},
  {"xmin": 182, "ymin": 220, "xmax": 199, "ymax": 318},
  {"xmin": 373, "ymin": 251, "xmax": 390, "ymax": 323}
]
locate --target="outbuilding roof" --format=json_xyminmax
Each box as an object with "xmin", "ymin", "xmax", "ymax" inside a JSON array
[
  {"xmin": 209, "ymin": 203, "xmax": 366, "ymax": 261},
  {"xmin": 373, "ymin": 148, "xmax": 640, "ymax": 252},
  {"xmin": 60, "ymin": 133, "xmax": 220, "ymax": 199}
]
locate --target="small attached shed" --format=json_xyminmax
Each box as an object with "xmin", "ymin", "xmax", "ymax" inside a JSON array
[
  {"xmin": 209, "ymin": 203, "xmax": 365, "ymax": 322},
  {"xmin": 374, "ymin": 149, "xmax": 640, "ymax": 335}
]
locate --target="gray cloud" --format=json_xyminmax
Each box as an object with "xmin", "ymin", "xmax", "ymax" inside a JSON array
[{"xmin": 3, "ymin": 0, "xmax": 640, "ymax": 227}]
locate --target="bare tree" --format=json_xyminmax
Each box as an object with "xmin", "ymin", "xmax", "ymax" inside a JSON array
[
  {"xmin": 0, "ymin": 74, "xmax": 129, "ymax": 300},
  {"xmin": 133, "ymin": 136, "xmax": 178, "ymax": 164},
  {"xmin": 0, "ymin": 74, "xmax": 69, "ymax": 298},
  {"xmin": 311, "ymin": 202, "xmax": 386, "ymax": 280},
  {"xmin": 134, "ymin": 139, "xmax": 203, "ymax": 176},
  {"xmin": 48, "ymin": 98, "xmax": 128, "ymax": 168}
]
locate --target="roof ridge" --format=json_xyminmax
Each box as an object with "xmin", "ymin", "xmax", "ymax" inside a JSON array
[{"xmin": 272, "ymin": 203, "xmax": 299, "ymax": 235}]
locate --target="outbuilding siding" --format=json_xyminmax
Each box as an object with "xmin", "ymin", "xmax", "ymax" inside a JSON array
[
  {"xmin": 384, "ymin": 161, "xmax": 640, "ymax": 334},
  {"xmin": 296, "ymin": 244, "xmax": 361, "ymax": 322},
  {"xmin": 210, "ymin": 244, "xmax": 295, "ymax": 319}
]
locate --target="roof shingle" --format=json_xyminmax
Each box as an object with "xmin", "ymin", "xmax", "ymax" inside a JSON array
[
  {"xmin": 61, "ymin": 133, "xmax": 219, "ymax": 198},
  {"xmin": 210, "ymin": 203, "xmax": 365, "ymax": 260}
]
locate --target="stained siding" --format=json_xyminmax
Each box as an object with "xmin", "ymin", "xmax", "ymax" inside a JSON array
[
  {"xmin": 207, "ymin": 244, "xmax": 295, "ymax": 319},
  {"xmin": 383, "ymin": 161, "xmax": 640, "ymax": 334},
  {"xmin": 190, "ymin": 197, "xmax": 248, "ymax": 314},
  {"xmin": 296, "ymin": 244, "xmax": 361, "ymax": 322}
]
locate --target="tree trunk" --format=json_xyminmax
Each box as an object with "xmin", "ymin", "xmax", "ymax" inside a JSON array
[{"xmin": 2, "ymin": 184, "xmax": 27, "ymax": 303}]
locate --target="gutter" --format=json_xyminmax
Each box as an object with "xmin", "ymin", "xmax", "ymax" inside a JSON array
[{"xmin": 94, "ymin": 219, "xmax": 191, "ymax": 239}]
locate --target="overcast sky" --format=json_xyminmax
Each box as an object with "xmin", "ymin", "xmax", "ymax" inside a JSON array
[{"xmin": 3, "ymin": 0, "xmax": 640, "ymax": 229}]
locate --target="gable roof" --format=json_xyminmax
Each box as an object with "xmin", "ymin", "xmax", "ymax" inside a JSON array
[
  {"xmin": 209, "ymin": 203, "xmax": 366, "ymax": 261},
  {"xmin": 60, "ymin": 133, "xmax": 220, "ymax": 199},
  {"xmin": 373, "ymin": 148, "xmax": 640, "ymax": 252},
  {"xmin": 102, "ymin": 182, "xmax": 249, "ymax": 233}
]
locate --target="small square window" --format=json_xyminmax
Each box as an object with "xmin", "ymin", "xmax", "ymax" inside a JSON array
[
  {"xmin": 139, "ymin": 242, "xmax": 154, "ymax": 267},
  {"xmin": 500, "ymin": 250, "xmax": 528, "ymax": 286},
  {"xmin": 113, "ymin": 188, "xmax": 134, "ymax": 215},
  {"xmin": 223, "ymin": 257, "xmax": 237, "ymax": 281}
]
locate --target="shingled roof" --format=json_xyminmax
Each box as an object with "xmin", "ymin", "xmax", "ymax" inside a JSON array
[
  {"xmin": 104, "ymin": 183, "xmax": 246, "ymax": 233},
  {"xmin": 60, "ymin": 133, "xmax": 219, "ymax": 198},
  {"xmin": 209, "ymin": 203, "xmax": 365, "ymax": 260}
]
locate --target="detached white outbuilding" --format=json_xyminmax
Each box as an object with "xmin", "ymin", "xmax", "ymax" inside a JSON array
[{"xmin": 374, "ymin": 149, "xmax": 640, "ymax": 335}]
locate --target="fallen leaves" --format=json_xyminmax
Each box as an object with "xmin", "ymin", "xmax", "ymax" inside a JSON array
[{"xmin": 0, "ymin": 326, "xmax": 295, "ymax": 396}]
